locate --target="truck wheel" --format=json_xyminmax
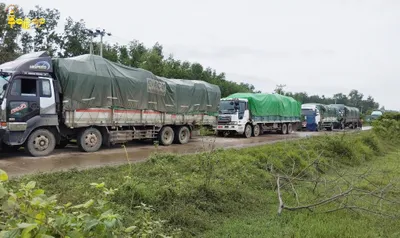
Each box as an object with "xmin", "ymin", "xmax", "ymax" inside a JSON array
[
  {"xmin": 174, "ymin": 126, "xmax": 190, "ymax": 144},
  {"xmin": 25, "ymin": 129, "xmax": 56, "ymax": 157},
  {"xmin": 158, "ymin": 126, "xmax": 174, "ymax": 146},
  {"xmin": 287, "ymin": 123, "xmax": 293, "ymax": 133},
  {"xmin": 281, "ymin": 124, "xmax": 288, "ymax": 134},
  {"xmin": 78, "ymin": 127, "xmax": 103, "ymax": 152},
  {"xmin": 244, "ymin": 124, "xmax": 252, "ymax": 138},
  {"xmin": 252, "ymin": 124, "xmax": 260, "ymax": 137}
]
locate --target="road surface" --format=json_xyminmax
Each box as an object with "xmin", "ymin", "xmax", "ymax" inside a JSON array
[{"xmin": 0, "ymin": 127, "xmax": 371, "ymax": 178}]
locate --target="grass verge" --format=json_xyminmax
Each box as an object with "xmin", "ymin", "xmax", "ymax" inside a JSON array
[{"xmin": 6, "ymin": 129, "xmax": 400, "ymax": 237}]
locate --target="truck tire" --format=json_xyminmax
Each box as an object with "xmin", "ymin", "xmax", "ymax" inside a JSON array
[
  {"xmin": 25, "ymin": 129, "xmax": 56, "ymax": 157},
  {"xmin": 77, "ymin": 127, "xmax": 103, "ymax": 152},
  {"xmin": 174, "ymin": 126, "xmax": 190, "ymax": 144},
  {"xmin": 158, "ymin": 126, "xmax": 174, "ymax": 146},
  {"xmin": 287, "ymin": 123, "xmax": 293, "ymax": 134},
  {"xmin": 244, "ymin": 124, "xmax": 252, "ymax": 138},
  {"xmin": 281, "ymin": 124, "xmax": 288, "ymax": 134},
  {"xmin": 252, "ymin": 124, "xmax": 260, "ymax": 137}
]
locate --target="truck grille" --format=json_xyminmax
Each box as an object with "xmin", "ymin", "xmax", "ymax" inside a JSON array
[{"xmin": 218, "ymin": 116, "xmax": 231, "ymax": 124}]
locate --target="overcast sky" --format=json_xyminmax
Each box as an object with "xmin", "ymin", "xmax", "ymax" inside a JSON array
[{"xmin": 7, "ymin": 0, "xmax": 400, "ymax": 110}]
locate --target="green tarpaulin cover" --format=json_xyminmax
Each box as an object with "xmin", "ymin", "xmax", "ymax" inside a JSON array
[
  {"xmin": 329, "ymin": 104, "xmax": 360, "ymax": 120},
  {"xmin": 53, "ymin": 54, "xmax": 221, "ymax": 114},
  {"xmin": 302, "ymin": 103, "xmax": 339, "ymax": 117},
  {"xmin": 224, "ymin": 93, "xmax": 301, "ymax": 117}
]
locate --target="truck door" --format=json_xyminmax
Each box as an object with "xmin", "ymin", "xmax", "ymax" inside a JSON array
[
  {"xmin": 39, "ymin": 77, "xmax": 56, "ymax": 115},
  {"xmin": 6, "ymin": 76, "xmax": 40, "ymax": 123}
]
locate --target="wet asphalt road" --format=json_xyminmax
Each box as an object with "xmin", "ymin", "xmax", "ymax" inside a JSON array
[{"xmin": 0, "ymin": 127, "xmax": 371, "ymax": 178}]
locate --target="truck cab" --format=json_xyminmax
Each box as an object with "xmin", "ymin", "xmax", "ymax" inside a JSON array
[
  {"xmin": 216, "ymin": 98, "xmax": 251, "ymax": 136},
  {"xmin": 301, "ymin": 104, "xmax": 321, "ymax": 131},
  {"xmin": 0, "ymin": 51, "xmax": 60, "ymax": 156}
]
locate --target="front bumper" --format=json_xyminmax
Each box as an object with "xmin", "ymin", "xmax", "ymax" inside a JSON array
[{"xmin": 215, "ymin": 124, "xmax": 245, "ymax": 133}]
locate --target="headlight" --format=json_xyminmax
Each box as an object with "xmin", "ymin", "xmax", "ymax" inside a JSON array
[{"xmin": 230, "ymin": 121, "xmax": 238, "ymax": 125}]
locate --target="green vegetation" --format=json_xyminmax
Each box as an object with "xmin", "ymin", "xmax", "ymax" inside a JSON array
[{"xmin": 1, "ymin": 118, "xmax": 400, "ymax": 237}]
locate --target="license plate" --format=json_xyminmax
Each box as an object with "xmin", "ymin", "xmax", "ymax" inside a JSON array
[{"xmin": 218, "ymin": 125, "xmax": 223, "ymax": 128}]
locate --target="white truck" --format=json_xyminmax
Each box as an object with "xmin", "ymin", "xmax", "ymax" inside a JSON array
[
  {"xmin": 0, "ymin": 52, "xmax": 221, "ymax": 156},
  {"xmin": 215, "ymin": 93, "xmax": 301, "ymax": 137}
]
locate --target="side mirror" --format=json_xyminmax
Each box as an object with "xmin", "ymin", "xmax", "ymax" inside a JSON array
[{"xmin": 2, "ymin": 83, "xmax": 7, "ymax": 91}]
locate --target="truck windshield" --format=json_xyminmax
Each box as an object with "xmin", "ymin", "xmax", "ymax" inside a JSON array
[
  {"xmin": 219, "ymin": 100, "xmax": 237, "ymax": 114},
  {"xmin": 219, "ymin": 100, "xmax": 246, "ymax": 114},
  {"xmin": 301, "ymin": 109, "xmax": 315, "ymax": 116},
  {"xmin": 0, "ymin": 76, "xmax": 10, "ymax": 100}
]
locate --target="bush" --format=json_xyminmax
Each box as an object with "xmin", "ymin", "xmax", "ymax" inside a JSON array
[
  {"xmin": 372, "ymin": 118, "xmax": 400, "ymax": 142},
  {"xmin": 0, "ymin": 170, "xmax": 178, "ymax": 238}
]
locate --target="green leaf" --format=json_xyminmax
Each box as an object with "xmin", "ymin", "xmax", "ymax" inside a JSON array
[
  {"xmin": 32, "ymin": 189, "xmax": 44, "ymax": 197},
  {"xmin": 20, "ymin": 223, "xmax": 37, "ymax": 238},
  {"xmin": 95, "ymin": 182, "xmax": 105, "ymax": 188},
  {"xmin": 124, "ymin": 226, "xmax": 137, "ymax": 233},
  {"xmin": 35, "ymin": 212, "xmax": 46, "ymax": 224},
  {"xmin": 83, "ymin": 199, "xmax": 94, "ymax": 208},
  {"xmin": 0, "ymin": 229, "xmax": 21, "ymax": 238},
  {"xmin": 0, "ymin": 169, "xmax": 8, "ymax": 182},
  {"xmin": 25, "ymin": 181, "xmax": 36, "ymax": 190},
  {"xmin": 84, "ymin": 219, "xmax": 99, "ymax": 231},
  {"xmin": 0, "ymin": 184, "xmax": 7, "ymax": 199},
  {"xmin": 104, "ymin": 218, "xmax": 117, "ymax": 228},
  {"xmin": 17, "ymin": 223, "xmax": 36, "ymax": 229}
]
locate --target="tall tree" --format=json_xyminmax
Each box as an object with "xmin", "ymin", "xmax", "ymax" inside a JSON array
[
  {"xmin": 0, "ymin": 3, "xmax": 23, "ymax": 63},
  {"xmin": 20, "ymin": 32, "xmax": 33, "ymax": 53},
  {"xmin": 28, "ymin": 5, "xmax": 61, "ymax": 56},
  {"xmin": 274, "ymin": 84, "xmax": 286, "ymax": 95},
  {"xmin": 128, "ymin": 40, "xmax": 147, "ymax": 67},
  {"xmin": 59, "ymin": 17, "xmax": 90, "ymax": 57}
]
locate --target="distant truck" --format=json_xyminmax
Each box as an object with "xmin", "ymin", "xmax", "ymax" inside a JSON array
[
  {"xmin": 215, "ymin": 93, "xmax": 301, "ymax": 137},
  {"xmin": 0, "ymin": 52, "xmax": 221, "ymax": 157},
  {"xmin": 370, "ymin": 110, "xmax": 383, "ymax": 120},
  {"xmin": 328, "ymin": 104, "xmax": 361, "ymax": 129},
  {"xmin": 301, "ymin": 103, "xmax": 323, "ymax": 131},
  {"xmin": 301, "ymin": 103, "xmax": 340, "ymax": 131}
]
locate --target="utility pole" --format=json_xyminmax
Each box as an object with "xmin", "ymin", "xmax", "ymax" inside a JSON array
[
  {"xmin": 84, "ymin": 29, "xmax": 99, "ymax": 55},
  {"xmin": 95, "ymin": 28, "xmax": 111, "ymax": 57},
  {"xmin": 83, "ymin": 29, "xmax": 99, "ymax": 54}
]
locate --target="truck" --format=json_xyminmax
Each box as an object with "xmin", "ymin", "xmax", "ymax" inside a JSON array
[
  {"xmin": 215, "ymin": 93, "xmax": 301, "ymax": 137},
  {"xmin": 301, "ymin": 103, "xmax": 340, "ymax": 131},
  {"xmin": 328, "ymin": 104, "xmax": 361, "ymax": 129},
  {"xmin": 301, "ymin": 103, "xmax": 324, "ymax": 131},
  {"xmin": 0, "ymin": 51, "xmax": 221, "ymax": 157}
]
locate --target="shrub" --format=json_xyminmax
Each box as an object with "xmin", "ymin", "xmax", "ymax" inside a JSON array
[{"xmin": 0, "ymin": 169, "xmax": 177, "ymax": 238}]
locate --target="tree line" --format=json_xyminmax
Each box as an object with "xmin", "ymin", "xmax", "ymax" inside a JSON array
[{"xmin": 0, "ymin": 3, "xmax": 382, "ymax": 113}]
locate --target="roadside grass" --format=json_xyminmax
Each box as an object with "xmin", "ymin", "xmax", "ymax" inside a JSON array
[
  {"xmin": 9, "ymin": 129, "xmax": 400, "ymax": 237},
  {"xmin": 205, "ymin": 149, "xmax": 400, "ymax": 238}
]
